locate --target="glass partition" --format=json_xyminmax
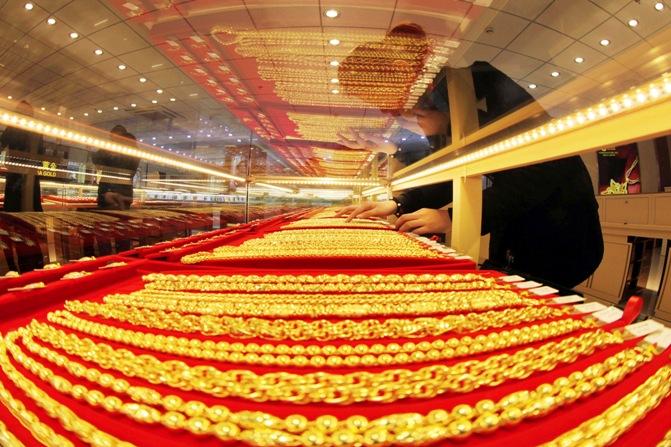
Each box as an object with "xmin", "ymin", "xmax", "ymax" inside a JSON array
[{"xmin": 2, "ymin": 0, "xmax": 671, "ymax": 274}]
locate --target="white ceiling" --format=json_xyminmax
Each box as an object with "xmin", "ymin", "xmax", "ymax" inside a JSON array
[{"xmin": 0, "ymin": 0, "xmax": 670, "ymax": 176}]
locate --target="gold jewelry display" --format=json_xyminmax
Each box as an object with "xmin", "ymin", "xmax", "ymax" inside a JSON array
[
  {"xmin": 61, "ymin": 271, "xmax": 92, "ymax": 280},
  {"xmin": 658, "ymin": 428, "xmax": 671, "ymax": 447},
  {"xmin": 540, "ymin": 364, "xmax": 671, "ymax": 447},
  {"xmin": 0, "ymin": 340, "xmax": 134, "ymax": 447},
  {"xmin": 2, "ymin": 327, "xmax": 657, "ymax": 446},
  {"xmin": 100, "ymin": 289, "xmax": 540, "ymax": 318},
  {"xmin": 281, "ymin": 218, "xmax": 392, "ymax": 230},
  {"xmin": 46, "ymin": 310, "xmax": 597, "ymax": 367},
  {"xmin": 64, "ymin": 300, "xmax": 572, "ymax": 340},
  {"xmin": 29, "ymin": 322, "xmax": 624, "ymax": 405},
  {"xmin": 142, "ymin": 271, "xmax": 500, "ymax": 293},
  {"xmin": 0, "ymin": 420, "xmax": 25, "ymax": 447},
  {"xmin": 181, "ymin": 229, "xmax": 446, "ymax": 263}
]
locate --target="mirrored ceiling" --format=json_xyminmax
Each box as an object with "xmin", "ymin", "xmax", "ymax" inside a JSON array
[{"xmin": 1, "ymin": 0, "xmax": 671, "ymax": 183}]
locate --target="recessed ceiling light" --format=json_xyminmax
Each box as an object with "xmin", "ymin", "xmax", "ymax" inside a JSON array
[
  {"xmin": 57, "ymin": 112, "xmax": 61, "ymax": 116},
  {"xmin": 152, "ymin": 137, "xmax": 156, "ymax": 140},
  {"xmin": 655, "ymin": 2, "xmax": 664, "ymax": 11},
  {"xmin": 574, "ymin": 56, "xmax": 584, "ymax": 63},
  {"xmin": 228, "ymin": 133, "xmax": 233, "ymax": 136},
  {"xmin": 330, "ymin": 78, "xmax": 339, "ymax": 84},
  {"xmin": 151, "ymin": 99, "xmax": 158, "ymax": 104},
  {"xmin": 328, "ymin": 38, "xmax": 340, "ymax": 46},
  {"xmin": 69, "ymin": 116, "xmax": 74, "ymax": 120},
  {"xmin": 169, "ymin": 97, "xmax": 176, "ymax": 102},
  {"xmin": 156, "ymin": 89, "xmax": 163, "ymax": 94},
  {"xmin": 69, "ymin": 32, "xmax": 78, "ymax": 39},
  {"xmin": 97, "ymin": 109, "xmax": 102, "ymax": 113},
  {"xmin": 139, "ymin": 77, "xmax": 147, "ymax": 83},
  {"xmin": 130, "ymin": 103, "xmax": 136, "ymax": 107},
  {"xmin": 7, "ymin": 95, "xmax": 12, "ymax": 99},
  {"xmin": 84, "ymin": 112, "xmax": 89, "ymax": 116},
  {"xmin": 329, "ymin": 60, "xmax": 339, "ymax": 67},
  {"xmin": 551, "ymin": 71, "xmax": 560, "ymax": 77},
  {"xmin": 113, "ymin": 106, "xmax": 119, "ymax": 110},
  {"xmin": 40, "ymin": 107, "xmax": 45, "ymax": 111},
  {"xmin": 600, "ymin": 39, "xmax": 610, "ymax": 46},
  {"xmin": 46, "ymin": 17, "xmax": 56, "ymax": 25},
  {"xmin": 331, "ymin": 88, "xmax": 340, "ymax": 94},
  {"xmin": 24, "ymin": 3, "xmax": 33, "ymax": 10},
  {"xmin": 528, "ymin": 83, "xmax": 537, "ymax": 89},
  {"xmin": 189, "ymin": 93, "xmax": 198, "ymax": 97},
  {"xmin": 187, "ymin": 135, "xmax": 191, "ymax": 138},
  {"xmin": 207, "ymin": 134, "xmax": 211, "ymax": 137},
  {"xmin": 94, "ymin": 49, "xmax": 103, "ymax": 56},
  {"xmin": 324, "ymin": 8, "xmax": 339, "ymax": 18},
  {"xmin": 168, "ymin": 136, "xmax": 173, "ymax": 139},
  {"xmin": 117, "ymin": 64, "xmax": 126, "ymax": 70},
  {"xmin": 628, "ymin": 18, "xmax": 639, "ymax": 27}
]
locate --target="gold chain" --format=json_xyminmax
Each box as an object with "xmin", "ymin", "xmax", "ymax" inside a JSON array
[
  {"xmin": 101, "ymin": 290, "xmax": 540, "ymax": 318},
  {"xmin": 64, "ymin": 300, "xmax": 572, "ymax": 340},
  {"xmin": 658, "ymin": 428, "xmax": 671, "ymax": 447},
  {"xmin": 29, "ymin": 322, "xmax": 624, "ymax": 405},
  {"xmin": 46, "ymin": 310, "xmax": 597, "ymax": 368},
  {"xmin": 142, "ymin": 272, "xmax": 501, "ymax": 293},
  {"xmin": 0, "ymin": 420, "xmax": 25, "ymax": 447},
  {"xmin": 3, "ymin": 329, "xmax": 658, "ymax": 446},
  {"xmin": 540, "ymin": 364, "xmax": 671, "ymax": 447},
  {"xmin": 0, "ymin": 340, "xmax": 134, "ymax": 447}
]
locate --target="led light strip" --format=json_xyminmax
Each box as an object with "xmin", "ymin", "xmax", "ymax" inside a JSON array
[
  {"xmin": 0, "ymin": 109, "xmax": 245, "ymax": 182},
  {"xmin": 256, "ymin": 177, "xmax": 381, "ymax": 186},
  {"xmin": 388, "ymin": 73, "xmax": 671, "ymax": 192}
]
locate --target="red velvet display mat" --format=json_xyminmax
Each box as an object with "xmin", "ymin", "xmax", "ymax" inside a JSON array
[{"xmin": 0, "ymin": 260, "xmax": 669, "ymax": 446}]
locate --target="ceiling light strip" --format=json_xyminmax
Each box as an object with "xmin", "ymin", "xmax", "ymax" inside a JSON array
[
  {"xmin": 391, "ymin": 73, "xmax": 671, "ymax": 191},
  {"xmin": 0, "ymin": 108, "xmax": 245, "ymax": 182}
]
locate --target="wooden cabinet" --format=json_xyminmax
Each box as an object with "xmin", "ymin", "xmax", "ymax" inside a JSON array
[
  {"xmin": 604, "ymin": 196, "xmax": 649, "ymax": 225},
  {"xmin": 653, "ymin": 196, "xmax": 671, "ymax": 226},
  {"xmin": 586, "ymin": 237, "xmax": 632, "ymax": 304},
  {"xmin": 656, "ymin": 252, "xmax": 671, "ymax": 322}
]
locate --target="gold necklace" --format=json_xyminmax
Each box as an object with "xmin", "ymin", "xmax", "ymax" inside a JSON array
[
  {"xmin": 0, "ymin": 340, "xmax": 134, "ymax": 447},
  {"xmin": 46, "ymin": 310, "xmax": 597, "ymax": 368},
  {"xmin": 101, "ymin": 290, "xmax": 540, "ymax": 318},
  {"xmin": 64, "ymin": 300, "xmax": 572, "ymax": 340},
  {"xmin": 540, "ymin": 364, "xmax": 671, "ymax": 447},
  {"xmin": 3, "ymin": 328, "xmax": 657, "ymax": 446},
  {"xmin": 29, "ymin": 323, "xmax": 624, "ymax": 405}
]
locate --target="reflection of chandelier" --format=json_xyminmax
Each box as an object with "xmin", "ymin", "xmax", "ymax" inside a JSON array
[
  {"xmin": 287, "ymin": 112, "xmax": 392, "ymax": 143},
  {"xmin": 211, "ymin": 27, "xmax": 451, "ymax": 110}
]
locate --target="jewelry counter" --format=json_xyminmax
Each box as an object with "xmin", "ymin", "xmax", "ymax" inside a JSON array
[{"xmin": 0, "ymin": 212, "xmax": 670, "ymax": 447}]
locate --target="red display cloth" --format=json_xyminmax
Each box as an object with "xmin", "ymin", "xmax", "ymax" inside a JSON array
[
  {"xmin": 0, "ymin": 221, "xmax": 668, "ymax": 446},
  {"xmin": 0, "ymin": 255, "xmax": 139, "ymax": 295}
]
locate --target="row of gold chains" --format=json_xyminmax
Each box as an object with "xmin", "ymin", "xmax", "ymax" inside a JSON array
[
  {"xmin": 181, "ymin": 229, "xmax": 445, "ymax": 263},
  {"xmin": 100, "ymin": 290, "xmax": 541, "ymax": 318},
  {"xmin": 63, "ymin": 301, "xmax": 573, "ymax": 340},
  {"xmin": 46, "ymin": 310, "xmax": 598, "ymax": 368},
  {"xmin": 142, "ymin": 272, "xmax": 503, "ymax": 293},
  {"xmin": 0, "ymin": 339, "xmax": 135, "ymax": 447},
  {"xmin": 1, "ymin": 328, "xmax": 664, "ymax": 447},
  {"xmin": 541, "ymin": 363, "xmax": 671, "ymax": 447},
  {"xmin": 26, "ymin": 322, "xmax": 625, "ymax": 405}
]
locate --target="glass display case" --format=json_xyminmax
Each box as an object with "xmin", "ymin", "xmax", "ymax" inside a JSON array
[{"xmin": 3, "ymin": 2, "xmax": 671, "ymax": 447}]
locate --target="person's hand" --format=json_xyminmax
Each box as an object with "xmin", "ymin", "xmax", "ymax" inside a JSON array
[
  {"xmin": 337, "ymin": 130, "xmax": 397, "ymax": 154},
  {"xmin": 395, "ymin": 208, "xmax": 451, "ymax": 234},
  {"xmin": 102, "ymin": 192, "xmax": 125, "ymax": 209},
  {"xmin": 334, "ymin": 200, "xmax": 397, "ymax": 221}
]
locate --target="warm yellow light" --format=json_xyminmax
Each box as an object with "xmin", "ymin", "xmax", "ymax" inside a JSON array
[{"xmin": 324, "ymin": 8, "xmax": 339, "ymax": 18}]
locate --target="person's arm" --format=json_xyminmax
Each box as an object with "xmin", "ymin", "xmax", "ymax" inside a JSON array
[
  {"xmin": 480, "ymin": 160, "xmax": 574, "ymax": 235},
  {"xmin": 395, "ymin": 181, "xmax": 453, "ymax": 214}
]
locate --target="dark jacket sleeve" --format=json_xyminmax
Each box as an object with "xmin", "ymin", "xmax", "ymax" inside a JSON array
[{"xmin": 395, "ymin": 181, "xmax": 453, "ymax": 214}]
